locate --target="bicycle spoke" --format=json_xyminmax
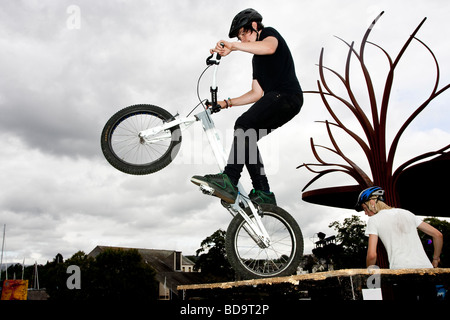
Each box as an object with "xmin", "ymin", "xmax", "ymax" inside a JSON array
[{"xmin": 110, "ymin": 112, "xmax": 173, "ymax": 165}]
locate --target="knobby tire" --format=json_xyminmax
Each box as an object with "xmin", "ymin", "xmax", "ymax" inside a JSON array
[{"xmin": 226, "ymin": 204, "xmax": 304, "ymax": 280}]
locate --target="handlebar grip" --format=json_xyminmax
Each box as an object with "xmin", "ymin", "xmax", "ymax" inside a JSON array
[
  {"xmin": 216, "ymin": 42, "xmax": 225, "ymax": 60},
  {"xmin": 211, "ymin": 104, "xmax": 222, "ymax": 114},
  {"xmin": 205, "ymin": 100, "xmax": 221, "ymax": 114},
  {"xmin": 206, "ymin": 43, "xmax": 226, "ymax": 64}
]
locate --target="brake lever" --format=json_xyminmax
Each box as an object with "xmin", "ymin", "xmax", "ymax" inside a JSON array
[{"xmin": 206, "ymin": 42, "xmax": 225, "ymax": 65}]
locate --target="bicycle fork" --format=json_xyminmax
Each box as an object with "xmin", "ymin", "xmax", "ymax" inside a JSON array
[{"xmin": 227, "ymin": 195, "xmax": 272, "ymax": 249}]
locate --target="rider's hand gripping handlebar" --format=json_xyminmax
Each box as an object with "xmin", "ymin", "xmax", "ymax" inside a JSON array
[
  {"xmin": 206, "ymin": 42, "xmax": 224, "ymax": 65},
  {"xmin": 205, "ymin": 100, "xmax": 221, "ymax": 114}
]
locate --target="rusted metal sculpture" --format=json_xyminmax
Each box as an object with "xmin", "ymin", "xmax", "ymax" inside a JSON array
[{"xmin": 299, "ymin": 12, "xmax": 450, "ymax": 217}]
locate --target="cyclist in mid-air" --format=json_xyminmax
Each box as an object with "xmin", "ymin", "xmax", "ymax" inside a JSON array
[{"xmin": 192, "ymin": 8, "xmax": 303, "ymax": 206}]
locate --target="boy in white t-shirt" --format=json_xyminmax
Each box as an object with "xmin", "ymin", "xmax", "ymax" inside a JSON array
[{"xmin": 355, "ymin": 187, "xmax": 443, "ymax": 269}]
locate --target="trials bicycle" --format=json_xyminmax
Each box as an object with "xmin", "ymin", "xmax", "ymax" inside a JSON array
[{"xmin": 100, "ymin": 49, "xmax": 304, "ymax": 279}]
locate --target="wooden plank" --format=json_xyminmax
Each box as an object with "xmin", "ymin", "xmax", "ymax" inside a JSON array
[{"xmin": 178, "ymin": 268, "xmax": 450, "ymax": 300}]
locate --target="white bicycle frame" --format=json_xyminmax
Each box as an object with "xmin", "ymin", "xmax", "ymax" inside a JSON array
[{"xmin": 138, "ymin": 54, "xmax": 271, "ymax": 248}]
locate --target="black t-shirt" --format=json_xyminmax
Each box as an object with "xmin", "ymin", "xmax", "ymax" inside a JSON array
[{"xmin": 252, "ymin": 27, "xmax": 301, "ymax": 94}]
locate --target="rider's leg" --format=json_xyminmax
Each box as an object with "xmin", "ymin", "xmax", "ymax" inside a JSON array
[
  {"xmin": 224, "ymin": 127, "xmax": 277, "ymax": 205},
  {"xmin": 225, "ymin": 91, "xmax": 302, "ymax": 182},
  {"xmin": 222, "ymin": 129, "xmax": 245, "ymax": 186},
  {"xmin": 193, "ymin": 92, "xmax": 303, "ymax": 204},
  {"xmin": 224, "ymin": 127, "xmax": 270, "ymax": 191}
]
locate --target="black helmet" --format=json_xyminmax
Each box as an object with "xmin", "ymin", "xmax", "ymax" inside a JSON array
[
  {"xmin": 228, "ymin": 8, "xmax": 263, "ymax": 38},
  {"xmin": 355, "ymin": 186, "xmax": 385, "ymax": 212}
]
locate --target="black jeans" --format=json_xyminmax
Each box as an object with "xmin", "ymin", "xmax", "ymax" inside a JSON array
[{"xmin": 223, "ymin": 91, "xmax": 303, "ymax": 191}]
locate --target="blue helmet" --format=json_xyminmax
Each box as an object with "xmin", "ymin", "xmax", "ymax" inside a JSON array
[{"xmin": 355, "ymin": 186, "xmax": 385, "ymax": 211}]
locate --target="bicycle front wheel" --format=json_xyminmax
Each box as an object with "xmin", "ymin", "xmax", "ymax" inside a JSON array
[
  {"xmin": 226, "ymin": 204, "xmax": 304, "ymax": 279},
  {"xmin": 101, "ymin": 104, "xmax": 182, "ymax": 175}
]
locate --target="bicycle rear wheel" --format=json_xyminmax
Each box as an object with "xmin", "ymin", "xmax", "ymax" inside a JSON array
[
  {"xmin": 226, "ymin": 204, "xmax": 303, "ymax": 279},
  {"xmin": 101, "ymin": 104, "xmax": 182, "ymax": 175}
]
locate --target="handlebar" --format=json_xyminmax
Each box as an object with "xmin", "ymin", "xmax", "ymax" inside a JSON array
[
  {"xmin": 206, "ymin": 42, "xmax": 225, "ymax": 65},
  {"xmin": 205, "ymin": 42, "xmax": 225, "ymax": 114}
]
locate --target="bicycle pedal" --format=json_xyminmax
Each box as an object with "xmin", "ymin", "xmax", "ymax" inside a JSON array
[
  {"xmin": 199, "ymin": 184, "xmax": 215, "ymax": 196},
  {"xmin": 221, "ymin": 200, "xmax": 231, "ymax": 208}
]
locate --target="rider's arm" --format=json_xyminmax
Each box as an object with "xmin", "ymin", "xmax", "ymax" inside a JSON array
[
  {"xmin": 418, "ymin": 222, "xmax": 443, "ymax": 267},
  {"xmin": 214, "ymin": 37, "xmax": 278, "ymax": 56},
  {"xmin": 230, "ymin": 36, "xmax": 278, "ymax": 55},
  {"xmin": 219, "ymin": 79, "xmax": 263, "ymax": 109},
  {"xmin": 366, "ymin": 234, "xmax": 378, "ymax": 267}
]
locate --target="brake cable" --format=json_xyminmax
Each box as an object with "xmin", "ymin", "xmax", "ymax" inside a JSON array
[{"xmin": 186, "ymin": 64, "xmax": 212, "ymax": 117}]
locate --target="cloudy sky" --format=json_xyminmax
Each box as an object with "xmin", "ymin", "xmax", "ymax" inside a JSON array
[{"xmin": 1, "ymin": 0, "xmax": 449, "ymax": 266}]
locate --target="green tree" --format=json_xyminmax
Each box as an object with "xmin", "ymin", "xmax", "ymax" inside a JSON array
[
  {"xmin": 90, "ymin": 248, "xmax": 158, "ymax": 301},
  {"xmin": 44, "ymin": 249, "xmax": 158, "ymax": 301},
  {"xmin": 328, "ymin": 215, "xmax": 368, "ymax": 269},
  {"xmin": 195, "ymin": 229, "xmax": 234, "ymax": 282},
  {"xmin": 40, "ymin": 253, "xmax": 71, "ymax": 299},
  {"xmin": 2, "ymin": 263, "xmax": 28, "ymax": 281},
  {"xmin": 43, "ymin": 251, "xmax": 97, "ymax": 300}
]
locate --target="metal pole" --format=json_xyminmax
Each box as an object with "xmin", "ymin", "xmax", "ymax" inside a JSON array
[{"xmin": 1, "ymin": 224, "xmax": 5, "ymax": 280}]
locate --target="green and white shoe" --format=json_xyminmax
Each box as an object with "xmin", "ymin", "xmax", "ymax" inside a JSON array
[
  {"xmin": 191, "ymin": 173, "xmax": 238, "ymax": 203},
  {"xmin": 248, "ymin": 189, "xmax": 277, "ymax": 206}
]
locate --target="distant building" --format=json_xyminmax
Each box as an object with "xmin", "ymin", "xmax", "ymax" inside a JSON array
[{"xmin": 88, "ymin": 245, "xmax": 206, "ymax": 300}]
